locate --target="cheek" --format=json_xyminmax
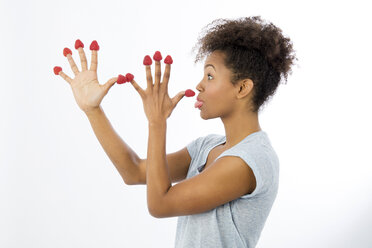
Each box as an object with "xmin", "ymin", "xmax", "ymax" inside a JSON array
[{"xmin": 205, "ymin": 86, "xmax": 235, "ymax": 110}]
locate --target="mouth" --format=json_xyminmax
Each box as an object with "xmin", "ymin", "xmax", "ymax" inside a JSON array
[{"xmin": 195, "ymin": 100, "xmax": 203, "ymax": 109}]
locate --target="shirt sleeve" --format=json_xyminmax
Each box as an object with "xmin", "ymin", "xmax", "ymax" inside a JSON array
[
  {"xmin": 219, "ymin": 148, "xmax": 268, "ymax": 199},
  {"xmin": 186, "ymin": 136, "xmax": 204, "ymax": 160}
]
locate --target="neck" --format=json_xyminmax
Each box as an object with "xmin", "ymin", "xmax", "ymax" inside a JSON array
[{"xmin": 220, "ymin": 109, "xmax": 261, "ymax": 149}]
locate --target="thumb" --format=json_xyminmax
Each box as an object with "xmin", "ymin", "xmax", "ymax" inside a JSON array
[
  {"xmin": 103, "ymin": 77, "xmax": 118, "ymax": 94},
  {"xmin": 172, "ymin": 90, "xmax": 186, "ymax": 107}
]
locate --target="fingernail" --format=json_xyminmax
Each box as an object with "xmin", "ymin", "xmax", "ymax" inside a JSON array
[
  {"xmin": 185, "ymin": 89, "xmax": 195, "ymax": 97},
  {"xmin": 53, "ymin": 66, "xmax": 62, "ymax": 75},
  {"xmin": 117, "ymin": 74, "xmax": 127, "ymax": 84},
  {"xmin": 63, "ymin": 48, "xmax": 72, "ymax": 57},
  {"xmin": 125, "ymin": 73, "xmax": 134, "ymax": 82},
  {"xmin": 75, "ymin": 39, "xmax": 84, "ymax": 49},
  {"xmin": 164, "ymin": 55, "xmax": 173, "ymax": 64},
  {"xmin": 143, "ymin": 55, "xmax": 152, "ymax": 65},
  {"xmin": 153, "ymin": 51, "xmax": 162, "ymax": 61},
  {"xmin": 90, "ymin": 40, "xmax": 99, "ymax": 51}
]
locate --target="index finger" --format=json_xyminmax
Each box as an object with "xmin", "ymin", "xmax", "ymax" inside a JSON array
[
  {"xmin": 161, "ymin": 63, "xmax": 171, "ymax": 92},
  {"xmin": 162, "ymin": 55, "xmax": 173, "ymax": 90},
  {"xmin": 89, "ymin": 40, "xmax": 100, "ymax": 71}
]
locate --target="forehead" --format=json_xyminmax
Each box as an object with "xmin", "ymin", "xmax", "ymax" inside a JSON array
[{"xmin": 205, "ymin": 50, "xmax": 225, "ymax": 65}]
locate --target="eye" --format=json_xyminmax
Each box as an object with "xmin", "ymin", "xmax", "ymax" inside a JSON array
[{"xmin": 207, "ymin": 73, "xmax": 213, "ymax": 80}]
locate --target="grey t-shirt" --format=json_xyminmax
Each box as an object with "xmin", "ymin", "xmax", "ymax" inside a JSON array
[{"xmin": 174, "ymin": 130, "xmax": 279, "ymax": 248}]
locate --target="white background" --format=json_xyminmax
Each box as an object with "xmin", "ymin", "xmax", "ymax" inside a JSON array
[{"xmin": 1, "ymin": 0, "xmax": 372, "ymax": 247}]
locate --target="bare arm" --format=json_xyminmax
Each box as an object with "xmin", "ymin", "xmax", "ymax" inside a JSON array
[
  {"xmin": 85, "ymin": 106, "xmax": 141, "ymax": 185},
  {"xmin": 84, "ymin": 106, "xmax": 191, "ymax": 186}
]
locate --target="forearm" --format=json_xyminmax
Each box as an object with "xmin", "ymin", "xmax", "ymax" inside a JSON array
[
  {"xmin": 146, "ymin": 120, "xmax": 172, "ymax": 214},
  {"xmin": 85, "ymin": 106, "xmax": 141, "ymax": 184}
]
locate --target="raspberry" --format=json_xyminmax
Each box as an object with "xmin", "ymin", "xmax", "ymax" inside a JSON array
[
  {"xmin": 117, "ymin": 74, "xmax": 127, "ymax": 84},
  {"xmin": 90, "ymin": 40, "xmax": 99, "ymax": 51},
  {"xmin": 185, "ymin": 89, "xmax": 195, "ymax": 97},
  {"xmin": 125, "ymin": 73, "xmax": 134, "ymax": 82},
  {"xmin": 143, "ymin": 55, "xmax": 152, "ymax": 65},
  {"xmin": 53, "ymin": 66, "xmax": 62, "ymax": 75},
  {"xmin": 63, "ymin": 48, "xmax": 72, "ymax": 57},
  {"xmin": 153, "ymin": 51, "xmax": 162, "ymax": 61},
  {"xmin": 164, "ymin": 55, "xmax": 173, "ymax": 64},
  {"xmin": 75, "ymin": 39, "xmax": 84, "ymax": 49}
]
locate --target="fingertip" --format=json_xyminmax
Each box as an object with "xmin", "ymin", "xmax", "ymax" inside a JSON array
[
  {"xmin": 164, "ymin": 55, "xmax": 173, "ymax": 64},
  {"xmin": 117, "ymin": 74, "xmax": 127, "ymax": 84},
  {"xmin": 75, "ymin": 39, "xmax": 84, "ymax": 49},
  {"xmin": 184, "ymin": 89, "xmax": 195, "ymax": 97},
  {"xmin": 90, "ymin": 40, "xmax": 100, "ymax": 51},
  {"xmin": 143, "ymin": 55, "xmax": 152, "ymax": 66},
  {"xmin": 153, "ymin": 51, "xmax": 162, "ymax": 61},
  {"xmin": 53, "ymin": 66, "xmax": 62, "ymax": 75},
  {"xmin": 63, "ymin": 48, "xmax": 72, "ymax": 57},
  {"xmin": 125, "ymin": 73, "xmax": 134, "ymax": 82}
]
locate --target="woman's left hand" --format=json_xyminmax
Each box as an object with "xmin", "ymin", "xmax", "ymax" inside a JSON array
[{"xmin": 127, "ymin": 51, "xmax": 185, "ymax": 124}]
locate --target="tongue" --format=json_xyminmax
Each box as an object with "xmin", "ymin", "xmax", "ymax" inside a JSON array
[{"xmin": 194, "ymin": 101, "xmax": 203, "ymax": 108}]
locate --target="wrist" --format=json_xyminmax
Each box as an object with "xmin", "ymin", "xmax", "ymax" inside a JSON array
[
  {"xmin": 84, "ymin": 106, "xmax": 102, "ymax": 117},
  {"xmin": 148, "ymin": 119, "xmax": 167, "ymax": 127}
]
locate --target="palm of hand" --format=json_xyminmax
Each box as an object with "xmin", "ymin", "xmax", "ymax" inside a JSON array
[{"xmin": 70, "ymin": 70, "xmax": 103, "ymax": 110}]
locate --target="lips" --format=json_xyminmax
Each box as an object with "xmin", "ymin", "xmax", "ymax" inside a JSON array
[
  {"xmin": 195, "ymin": 96, "xmax": 204, "ymax": 108},
  {"xmin": 194, "ymin": 101, "xmax": 203, "ymax": 108}
]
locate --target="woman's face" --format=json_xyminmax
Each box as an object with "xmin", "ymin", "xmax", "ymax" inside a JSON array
[{"xmin": 196, "ymin": 50, "xmax": 239, "ymax": 120}]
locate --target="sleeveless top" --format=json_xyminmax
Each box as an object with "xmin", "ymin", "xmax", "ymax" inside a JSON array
[{"xmin": 174, "ymin": 130, "xmax": 280, "ymax": 248}]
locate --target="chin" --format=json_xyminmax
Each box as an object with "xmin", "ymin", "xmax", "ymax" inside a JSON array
[{"xmin": 200, "ymin": 110, "xmax": 220, "ymax": 120}]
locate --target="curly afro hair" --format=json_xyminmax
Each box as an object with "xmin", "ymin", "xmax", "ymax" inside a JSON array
[{"xmin": 191, "ymin": 16, "xmax": 298, "ymax": 113}]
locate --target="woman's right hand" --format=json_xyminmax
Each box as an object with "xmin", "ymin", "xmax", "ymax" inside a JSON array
[{"xmin": 53, "ymin": 40, "xmax": 118, "ymax": 114}]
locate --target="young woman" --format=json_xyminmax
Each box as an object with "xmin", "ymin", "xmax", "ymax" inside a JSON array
[{"xmin": 54, "ymin": 16, "xmax": 297, "ymax": 248}]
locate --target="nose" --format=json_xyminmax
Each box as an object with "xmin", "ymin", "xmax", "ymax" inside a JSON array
[{"xmin": 196, "ymin": 79, "xmax": 203, "ymax": 92}]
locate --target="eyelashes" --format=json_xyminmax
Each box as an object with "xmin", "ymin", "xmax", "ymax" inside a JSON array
[{"xmin": 207, "ymin": 73, "xmax": 213, "ymax": 80}]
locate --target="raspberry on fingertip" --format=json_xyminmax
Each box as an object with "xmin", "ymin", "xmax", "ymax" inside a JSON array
[
  {"xmin": 54, "ymin": 66, "xmax": 62, "ymax": 75},
  {"xmin": 185, "ymin": 89, "xmax": 195, "ymax": 97},
  {"xmin": 125, "ymin": 73, "xmax": 134, "ymax": 82},
  {"xmin": 75, "ymin": 39, "xmax": 84, "ymax": 49},
  {"xmin": 117, "ymin": 74, "xmax": 127, "ymax": 84},
  {"xmin": 63, "ymin": 48, "xmax": 72, "ymax": 57}
]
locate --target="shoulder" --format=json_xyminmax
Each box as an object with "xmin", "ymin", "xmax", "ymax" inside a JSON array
[{"xmin": 186, "ymin": 133, "xmax": 223, "ymax": 152}]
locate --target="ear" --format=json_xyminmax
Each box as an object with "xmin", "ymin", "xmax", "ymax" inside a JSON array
[{"xmin": 236, "ymin": 78, "xmax": 254, "ymax": 99}]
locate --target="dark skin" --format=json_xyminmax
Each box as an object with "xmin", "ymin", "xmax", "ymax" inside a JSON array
[
  {"xmin": 128, "ymin": 50, "xmax": 259, "ymax": 218},
  {"xmin": 195, "ymin": 50, "xmax": 262, "ymax": 150},
  {"xmin": 56, "ymin": 46, "xmax": 259, "ymax": 218}
]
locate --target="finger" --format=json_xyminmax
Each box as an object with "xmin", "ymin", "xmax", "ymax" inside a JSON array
[
  {"xmin": 172, "ymin": 91, "xmax": 186, "ymax": 107},
  {"xmin": 77, "ymin": 47, "xmax": 88, "ymax": 71},
  {"xmin": 153, "ymin": 51, "xmax": 162, "ymax": 92},
  {"xmin": 66, "ymin": 54, "xmax": 80, "ymax": 76},
  {"xmin": 145, "ymin": 63, "xmax": 153, "ymax": 90},
  {"xmin": 90, "ymin": 50, "xmax": 98, "ymax": 71},
  {"xmin": 154, "ymin": 60, "xmax": 161, "ymax": 92},
  {"xmin": 129, "ymin": 78, "xmax": 146, "ymax": 98},
  {"xmin": 103, "ymin": 77, "xmax": 118, "ymax": 94},
  {"xmin": 162, "ymin": 63, "xmax": 171, "ymax": 92},
  {"xmin": 59, "ymin": 71, "xmax": 73, "ymax": 84}
]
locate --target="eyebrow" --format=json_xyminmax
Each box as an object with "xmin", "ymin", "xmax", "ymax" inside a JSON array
[{"xmin": 204, "ymin": 64, "xmax": 216, "ymax": 71}]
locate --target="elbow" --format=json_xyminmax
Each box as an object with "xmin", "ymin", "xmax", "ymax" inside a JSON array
[
  {"xmin": 123, "ymin": 175, "xmax": 137, "ymax": 185},
  {"xmin": 148, "ymin": 206, "xmax": 162, "ymax": 218},
  {"xmin": 148, "ymin": 202, "xmax": 166, "ymax": 218}
]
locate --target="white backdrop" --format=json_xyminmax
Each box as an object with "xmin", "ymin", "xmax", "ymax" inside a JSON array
[{"xmin": 1, "ymin": 0, "xmax": 372, "ymax": 247}]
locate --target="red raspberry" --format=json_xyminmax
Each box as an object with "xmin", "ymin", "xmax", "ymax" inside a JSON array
[
  {"xmin": 125, "ymin": 73, "xmax": 134, "ymax": 82},
  {"xmin": 63, "ymin": 48, "xmax": 72, "ymax": 57},
  {"xmin": 53, "ymin": 66, "xmax": 62, "ymax": 75},
  {"xmin": 117, "ymin": 74, "xmax": 127, "ymax": 84},
  {"xmin": 164, "ymin": 55, "xmax": 173, "ymax": 64},
  {"xmin": 143, "ymin": 55, "xmax": 152, "ymax": 65},
  {"xmin": 185, "ymin": 89, "xmax": 195, "ymax": 97},
  {"xmin": 153, "ymin": 51, "xmax": 162, "ymax": 61},
  {"xmin": 75, "ymin": 39, "xmax": 84, "ymax": 49},
  {"xmin": 90, "ymin": 40, "xmax": 100, "ymax": 51}
]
